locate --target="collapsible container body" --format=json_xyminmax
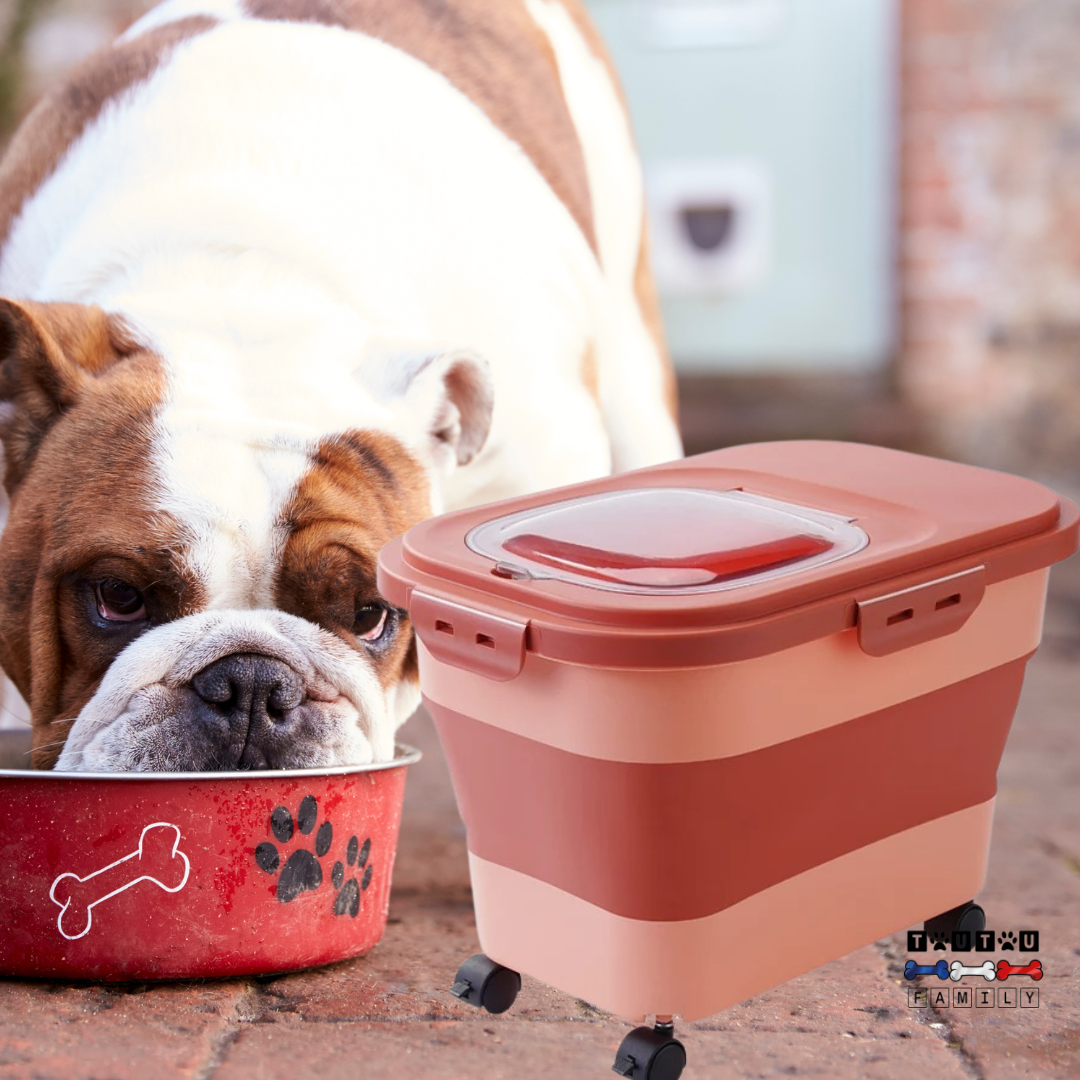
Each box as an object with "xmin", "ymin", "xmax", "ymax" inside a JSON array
[{"xmin": 378, "ymin": 442, "xmax": 1077, "ymax": 1021}]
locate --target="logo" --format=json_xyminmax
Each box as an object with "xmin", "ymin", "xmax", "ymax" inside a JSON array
[{"xmin": 906, "ymin": 921, "xmax": 1045, "ymax": 1009}]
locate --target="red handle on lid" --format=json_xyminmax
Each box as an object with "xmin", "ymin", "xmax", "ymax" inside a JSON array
[{"xmin": 502, "ymin": 532, "xmax": 834, "ymax": 589}]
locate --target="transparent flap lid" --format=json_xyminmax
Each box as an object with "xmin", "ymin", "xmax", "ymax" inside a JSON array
[{"xmin": 465, "ymin": 488, "xmax": 869, "ymax": 594}]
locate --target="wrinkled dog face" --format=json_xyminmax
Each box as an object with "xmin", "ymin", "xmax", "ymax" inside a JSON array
[
  {"xmin": 56, "ymin": 610, "xmax": 403, "ymax": 771},
  {"xmin": 0, "ymin": 300, "xmax": 492, "ymax": 771}
]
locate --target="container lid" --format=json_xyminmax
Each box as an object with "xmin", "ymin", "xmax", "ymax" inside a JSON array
[
  {"xmin": 466, "ymin": 488, "xmax": 868, "ymax": 593},
  {"xmin": 378, "ymin": 442, "xmax": 1079, "ymax": 671}
]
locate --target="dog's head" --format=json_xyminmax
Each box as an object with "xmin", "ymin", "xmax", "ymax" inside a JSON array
[{"xmin": 0, "ymin": 299, "xmax": 493, "ymax": 771}]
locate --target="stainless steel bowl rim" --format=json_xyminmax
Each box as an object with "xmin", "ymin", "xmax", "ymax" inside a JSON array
[{"xmin": 0, "ymin": 742, "xmax": 422, "ymax": 780}]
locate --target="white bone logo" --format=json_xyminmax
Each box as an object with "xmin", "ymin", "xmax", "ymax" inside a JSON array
[
  {"xmin": 950, "ymin": 960, "xmax": 997, "ymax": 982},
  {"xmin": 49, "ymin": 822, "xmax": 191, "ymax": 940}
]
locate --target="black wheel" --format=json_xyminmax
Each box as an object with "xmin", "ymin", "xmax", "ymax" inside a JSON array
[
  {"xmin": 449, "ymin": 953, "xmax": 521, "ymax": 1015},
  {"xmin": 925, "ymin": 901, "xmax": 986, "ymax": 938},
  {"xmin": 612, "ymin": 1026, "xmax": 687, "ymax": 1080},
  {"xmin": 955, "ymin": 903, "xmax": 986, "ymax": 935}
]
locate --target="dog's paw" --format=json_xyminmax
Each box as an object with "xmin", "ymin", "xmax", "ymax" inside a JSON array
[
  {"xmin": 253, "ymin": 795, "xmax": 373, "ymax": 915},
  {"xmin": 331, "ymin": 835, "xmax": 373, "ymax": 918}
]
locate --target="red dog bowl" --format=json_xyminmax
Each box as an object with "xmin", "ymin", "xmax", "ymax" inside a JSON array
[{"xmin": 0, "ymin": 745, "xmax": 419, "ymax": 980}]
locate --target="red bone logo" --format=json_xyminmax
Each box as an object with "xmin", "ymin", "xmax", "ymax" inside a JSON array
[
  {"xmin": 49, "ymin": 822, "xmax": 191, "ymax": 940},
  {"xmin": 996, "ymin": 959, "xmax": 1043, "ymax": 981}
]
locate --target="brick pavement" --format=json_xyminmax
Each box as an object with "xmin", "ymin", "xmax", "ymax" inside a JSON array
[{"xmin": 0, "ymin": 562, "xmax": 1077, "ymax": 1079}]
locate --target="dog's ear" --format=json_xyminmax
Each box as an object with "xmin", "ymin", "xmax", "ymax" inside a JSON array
[
  {"xmin": 407, "ymin": 349, "xmax": 494, "ymax": 469},
  {"xmin": 0, "ymin": 300, "xmax": 139, "ymax": 491},
  {"xmin": 357, "ymin": 341, "xmax": 494, "ymax": 472}
]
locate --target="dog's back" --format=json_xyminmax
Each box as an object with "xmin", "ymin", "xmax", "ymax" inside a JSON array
[{"xmin": 0, "ymin": 0, "xmax": 680, "ymax": 504}]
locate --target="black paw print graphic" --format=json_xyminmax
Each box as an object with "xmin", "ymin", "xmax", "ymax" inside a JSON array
[
  {"xmin": 330, "ymin": 835, "xmax": 374, "ymax": 917},
  {"xmin": 999, "ymin": 931, "xmax": 1017, "ymax": 951},
  {"xmin": 253, "ymin": 794, "xmax": 373, "ymax": 916},
  {"xmin": 929, "ymin": 931, "xmax": 949, "ymax": 951}
]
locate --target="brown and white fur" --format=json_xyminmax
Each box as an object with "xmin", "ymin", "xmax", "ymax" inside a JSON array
[{"xmin": 0, "ymin": 0, "xmax": 681, "ymax": 771}]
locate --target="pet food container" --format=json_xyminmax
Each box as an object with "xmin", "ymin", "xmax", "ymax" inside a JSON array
[
  {"xmin": 377, "ymin": 442, "xmax": 1077, "ymax": 1035},
  {"xmin": 0, "ymin": 747, "xmax": 419, "ymax": 980}
]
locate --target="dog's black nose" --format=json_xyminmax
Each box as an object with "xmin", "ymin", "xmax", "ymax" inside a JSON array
[
  {"xmin": 193, "ymin": 653, "xmax": 303, "ymax": 716},
  {"xmin": 191, "ymin": 654, "xmax": 305, "ymax": 768}
]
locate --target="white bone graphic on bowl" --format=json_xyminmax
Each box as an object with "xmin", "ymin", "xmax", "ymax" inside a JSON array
[
  {"xmin": 949, "ymin": 960, "xmax": 997, "ymax": 982},
  {"xmin": 49, "ymin": 822, "xmax": 191, "ymax": 940}
]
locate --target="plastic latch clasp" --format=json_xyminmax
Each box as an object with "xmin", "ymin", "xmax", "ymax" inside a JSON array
[
  {"xmin": 410, "ymin": 591, "xmax": 527, "ymax": 680},
  {"xmin": 856, "ymin": 566, "xmax": 986, "ymax": 657}
]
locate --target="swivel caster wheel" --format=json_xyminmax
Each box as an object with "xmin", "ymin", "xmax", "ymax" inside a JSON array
[
  {"xmin": 449, "ymin": 953, "xmax": 521, "ymax": 1015},
  {"xmin": 925, "ymin": 900, "xmax": 986, "ymax": 939},
  {"xmin": 612, "ymin": 1022, "xmax": 687, "ymax": 1080}
]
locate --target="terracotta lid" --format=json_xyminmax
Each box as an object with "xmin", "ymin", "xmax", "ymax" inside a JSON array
[{"xmin": 377, "ymin": 442, "xmax": 1078, "ymax": 671}]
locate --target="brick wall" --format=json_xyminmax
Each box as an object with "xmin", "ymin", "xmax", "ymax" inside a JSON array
[{"xmin": 900, "ymin": 0, "xmax": 1080, "ymax": 476}]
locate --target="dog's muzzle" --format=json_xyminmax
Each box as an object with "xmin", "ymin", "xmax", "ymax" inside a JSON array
[{"xmin": 54, "ymin": 609, "xmax": 391, "ymax": 771}]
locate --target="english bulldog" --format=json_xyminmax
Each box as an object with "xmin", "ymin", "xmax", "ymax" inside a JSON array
[{"xmin": 0, "ymin": 0, "xmax": 681, "ymax": 771}]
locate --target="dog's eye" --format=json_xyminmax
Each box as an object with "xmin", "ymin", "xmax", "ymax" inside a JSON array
[
  {"xmin": 353, "ymin": 603, "xmax": 389, "ymax": 642},
  {"xmin": 95, "ymin": 580, "xmax": 147, "ymax": 622}
]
